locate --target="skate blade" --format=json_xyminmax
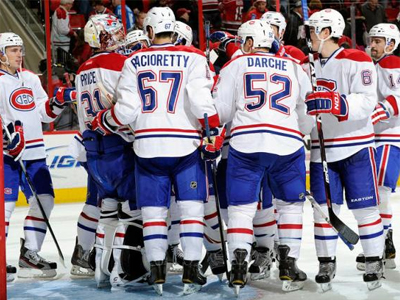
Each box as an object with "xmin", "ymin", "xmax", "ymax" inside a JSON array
[
  {"xmin": 234, "ymin": 285, "xmax": 241, "ymax": 297},
  {"xmin": 250, "ymin": 270, "xmax": 270, "ymax": 281},
  {"xmin": 183, "ymin": 283, "xmax": 202, "ymax": 295},
  {"xmin": 356, "ymin": 262, "xmax": 365, "ymax": 271},
  {"xmin": 7, "ymin": 273, "xmax": 16, "ymax": 282},
  {"xmin": 282, "ymin": 280, "xmax": 305, "ymax": 292},
  {"xmin": 367, "ymin": 280, "xmax": 382, "ymax": 291},
  {"xmin": 385, "ymin": 259, "xmax": 396, "ymax": 269},
  {"xmin": 18, "ymin": 268, "xmax": 56, "ymax": 279},
  {"xmin": 153, "ymin": 283, "xmax": 163, "ymax": 296},
  {"xmin": 319, "ymin": 282, "xmax": 332, "ymax": 292},
  {"xmin": 217, "ymin": 274, "xmax": 224, "ymax": 282},
  {"xmin": 70, "ymin": 265, "xmax": 94, "ymax": 277},
  {"xmin": 168, "ymin": 262, "xmax": 183, "ymax": 273}
]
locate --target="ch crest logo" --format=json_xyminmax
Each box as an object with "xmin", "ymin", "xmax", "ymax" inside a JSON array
[{"xmin": 9, "ymin": 88, "xmax": 35, "ymax": 111}]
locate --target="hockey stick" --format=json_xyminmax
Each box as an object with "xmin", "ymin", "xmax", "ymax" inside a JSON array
[
  {"xmin": 204, "ymin": 113, "xmax": 229, "ymax": 280},
  {"xmin": 301, "ymin": 0, "xmax": 359, "ymax": 246},
  {"xmin": 306, "ymin": 192, "xmax": 354, "ymax": 250},
  {"xmin": 205, "ymin": 21, "xmax": 211, "ymax": 63},
  {"xmin": 2, "ymin": 121, "xmax": 66, "ymax": 267}
]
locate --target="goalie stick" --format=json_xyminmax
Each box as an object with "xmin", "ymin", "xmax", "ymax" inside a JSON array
[
  {"xmin": 301, "ymin": 0, "xmax": 359, "ymax": 247},
  {"xmin": 2, "ymin": 120, "xmax": 66, "ymax": 267}
]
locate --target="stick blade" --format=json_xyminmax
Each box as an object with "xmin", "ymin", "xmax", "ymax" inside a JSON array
[{"xmin": 328, "ymin": 209, "xmax": 359, "ymax": 245}]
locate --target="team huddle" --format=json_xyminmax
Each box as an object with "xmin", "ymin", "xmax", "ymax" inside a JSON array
[{"xmin": 1, "ymin": 5, "xmax": 400, "ymax": 297}]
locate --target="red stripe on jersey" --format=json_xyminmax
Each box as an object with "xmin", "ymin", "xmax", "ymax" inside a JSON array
[
  {"xmin": 314, "ymin": 223, "xmax": 332, "ymax": 228},
  {"xmin": 253, "ymin": 220, "xmax": 276, "ymax": 228},
  {"xmin": 77, "ymin": 52, "xmax": 126, "ymax": 74},
  {"xmin": 115, "ymin": 232, "xmax": 125, "ymax": 238},
  {"xmin": 380, "ymin": 214, "xmax": 392, "ymax": 219},
  {"xmin": 358, "ymin": 218, "xmax": 382, "ymax": 228},
  {"xmin": 378, "ymin": 55, "xmax": 400, "ymax": 69},
  {"xmin": 135, "ymin": 128, "xmax": 201, "ymax": 134},
  {"xmin": 205, "ymin": 212, "xmax": 218, "ymax": 220},
  {"xmin": 25, "ymin": 216, "xmax": 45, "ymax": 222},
  {"xmin": 375, "ymin": 133, "xmax": 400, "ymax": 137},
  {"xmin": 198, "ymin": 113, "xmax": 220, "ymax": 128},
  {"xmin": 180, "ymin": 220, "xmax": 205, "ymax": 226},
  {"xmin": 45, "ymin": 100, "xmax": 58, "ymax": 119},
  {"xmin": 335, "ymin": 49, "xmax": 372, "ymax": 62},
  {"xmin": 378, "ymin": 145, "xmax": 390, "ymax": 186},
  {"xmin": 312, "ymin": 133, "xmax": 375, "ymax": 143},
  {"xmin": 231, "ymin": 123, "xmax": 302, "ymax": 136},
  {"xmin": 386, "ymin": 95, "xmax": 399, "ymax": 116},
  {"xmin": 143, "ymin": 221, "xmax": 167, "ymax": 227},
  {"xmin": 26, "ymin": 139, "xmax": 44, "ymax": 144},
  {"xmin": 81, "ymin": 212, "xmax": 99, "ymax": 223},
  {"xmin": 227, "ymin": 228, "xmax": 254, "ymax": 235},
  {"xmin": 278, "ymin": 224, "xmax": 303, "ymax": 229},
  {"xmin": 110, "ymin": 107, "xmax": 123, "ymax": 126},
  {"xmin": 369, "ymin": 148, "xmax": 380, "ymax": 205},
  {"xmin": 96, "ymin": 233, "xmax": 105, "ymax": 238}
]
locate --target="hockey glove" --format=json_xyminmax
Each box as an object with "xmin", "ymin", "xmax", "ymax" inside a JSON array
[
  {"xmin": 50, "ymin": 87, "xmax": 77, "ymax": 109},
  {"xmin": 306, "ymin": 91, "xmax": 349, "ymax": 120},
  {"xmin": 91, "ymin": 109, "xmax": 115, "ymax": 136},
  {"xmin": 201, "ymin": 127, "xmax": 226, "ymax": 161},
  {"xmin": 210, "ymin": 31, "xmax": 236, "ymax": 53},
  {"xmin": 372, "ymin": 102, "xmax": 391, "ymax": 125},
  {"xmin": 3, "ymin": 120, "xmax": 25, "ymax": 161}
]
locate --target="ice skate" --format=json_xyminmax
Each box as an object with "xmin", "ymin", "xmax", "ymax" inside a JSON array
[
  {"xmin": 70, "ymin": 237, "xmax": 94, "ymax": 277},
  {"xmin": 182, "ymin": 260, "xmax": 207, "ymax": 294},
  {"xmin": 356, "ymin": 253, "xmax": 366, "ymax": 271},
  {"xmin": 229, "ymin": 249, "xmax": 248, "ymax": 297},
  {"xmin": 249, "ymin": 246, "xmax": 271, "ymax": 281},
  {"xmin": 7, "ymin": 264, "xmax": 16, "ymax": 282},
  {"xmin": 364, "ymin": 257, "xmax": 384, "ymax": 291},
  {"xmin": 315, "ymin": 257, "xmax": 336, "ymax": 292},
  {"xmin": 384, "ymin": 229, "xmax": 396, "ymax": 269},
  {"xmin": 278, "ymin": 245, "xmax": 306, "ymax": 292},
  {"xmin": 207, "ymin": 249, "xmax": 227, "ymax": 281},
  {"xmin": 166, "ymin": 243, "xmax": 184, "ymax": 272},
  {"xmin": 148, "ymin": 259, "xmax": 167, "ymax": 296},
  {"xmin": 18, "ymin": 238, "xmax": 57, "ymax": 278}
]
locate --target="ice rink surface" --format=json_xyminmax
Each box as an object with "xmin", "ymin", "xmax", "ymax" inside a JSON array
[{"xmin": 6, "ymin": 195, "xmax": 400, "ymax": 300}]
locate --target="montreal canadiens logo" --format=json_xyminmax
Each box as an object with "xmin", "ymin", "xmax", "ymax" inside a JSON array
[{"xmin": 9, "ymin": 88, "xmax": 35, "ymax": 111}]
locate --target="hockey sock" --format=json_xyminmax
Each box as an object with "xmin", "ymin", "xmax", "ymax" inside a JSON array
[
  {"xmin": 353, "ymin": 207, "xmax": 385, "ymax": 258},
  {"xmin": 204, "ymin": 196, "xmax": 222, "ymax": 252},
  {"xmin": 313, "ymin": 203, "xmax": 340, "ymax": 258},
  {"xmin": 253, "ymin": 206, "xmax": 275, "ymax": 249},
  {"xmin": 77, "ymin": 204, "xmax": 100, "ymax": 251},
  {"xmin": 24, "ymin": 194, "xmax": 54, "ymax": 251},
  {"xmin": 5, "ymin": 201, "xmax": 16, "ymax": 238},
  {"xmin": 227, "ymin": 202, "xmax": 258, "ymax": 262},
  {"xmin": 142, "ymin": 206, "xmax": 168, "ymax": 262},
  {"xmin": 167, "ymin": 197, "xmax": 180, "ymax": 246},
  {"xmin": 273, "ymin": 199, "xmax": 280, "ymax": 244},
  {"xmin": 276, "ymin": 200, "xmax": 303, "ymax": 259},
  {"xmin": 220, "ymin": 208, "xmax": 228, "ymax": 226},
  {"xmin": 178, "ymin": 200, "xmax": 205, "ymax": 261},
  {"xmin": 378, "ymin": 186, "xmax": 392, "ymax": 237}
]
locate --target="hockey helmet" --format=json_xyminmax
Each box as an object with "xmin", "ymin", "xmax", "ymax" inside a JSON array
[
  {"xmin": 173, "ymin": 21, "xmax": 193, "ymax": 46},
  {"xmin": 84, "ymin": 14, "xmax": 125, "ymax": 51},
  {"xmin": 309, "ymin": 9, "xmax": 345, "ymax": 39},
  {"xmin": 260, "ymin": 11, "xmax": 287, "ymax": 40},
  {"xmin": 369, "ymin": 23, "xmax": 400, "ymax": 53},
  {"xmin": 143, "ymin": 7, "xmax": 175, "ymax": 38},
  {"xmin": 125, "ymin": 30, "xmax": 150, "ymax": 48},
  {"xmin": 238, "ymin": 20, "xmax": 275, "ymax": 53},
  {"xmin": 0, "ymin": 32, "xmax": 24, "ymax": 56}
]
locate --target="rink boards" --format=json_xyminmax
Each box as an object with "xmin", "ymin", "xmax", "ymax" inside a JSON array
[{"xmin": 15, "ymin": 131, "xmax": 400, "ymax": 206}]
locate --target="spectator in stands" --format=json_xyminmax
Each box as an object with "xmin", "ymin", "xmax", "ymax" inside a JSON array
[
  {"xmin": 89, "ymin": 0, "xmax": 114, "ymax": 16},
  {"xmin": 220, "ymin": 0, "xmax": 244, "ymax": 35},
  {"xmin": 203, "ymin": 0, "xmax": 222, "ymax": 30},
  {"xmin": 394, "ymin": 12, "xmax": 400, "ymax": 31},
  {"xmin": 75, "ymin": 0, "xmax": 93, "ymax": 20},
  {"xmin": 283, "ymin": 0, "xmax": 305, "ymax": 48},
  {"xmin": 176, "ymin": 8, "xmax": 191, "ymax": 24},
  {"xmin": 133, "ymin": 11, "xmax": 146, "ymax": 30},
  {"xmin": 112, "ymin": 0, "xmax": 135, "ymax": 31},
  {"xmin": 51, "ymin": 0, "xmax": 77, "ymax": 62},
  {"xmin": 267, "ymin": 0, "xmax": 287, "ymax": 17},
  {"xmin": 242, "ymin": 0, "xmax": 268, "ymax": 22},
  {"xmin": 361, "ymin": 0, "xmax": 388, "ymax": 31},
  {"xmin": 309, "ymin": 0, "xmax": 322, "ymax": 15}
]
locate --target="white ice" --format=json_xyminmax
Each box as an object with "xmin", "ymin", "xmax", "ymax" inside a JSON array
[{"xmin": 6, "ymin": 195, "xmax": 400, "ymax": 300}]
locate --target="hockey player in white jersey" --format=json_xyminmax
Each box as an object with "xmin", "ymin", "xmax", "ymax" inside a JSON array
[
  {"xmin": 305, "ymin": 9, "xmax": 385, "ymax": 291},
  {"xmin": 91, "ymin": 7, "xmax": 220, "ymax": 295},
  {"xmin": 0, "ymin": 32, "xmax": 75, "ymax": 280},
  {"xmin": 173, "ymin": 21, "xmax": 193, "ymax": 46},
  {"xmin": 367, "ymin": 23, "xmax": 400, "ymax": 270},
  {"xmin": 213, "ymin": 20, "xmax": 314, "ymax": 294},
  {"xmin": 75, "ymin": 14, "xmax": 148, "ymax": 288},
  {"xmin": 124, "ymin": 29, "xmax": 150, "ymax": 55}
]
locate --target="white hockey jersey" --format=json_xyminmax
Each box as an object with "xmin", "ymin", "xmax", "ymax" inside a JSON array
[
  {"xmin": 310, "ymin": 48, "xmax": 378, "ymax": 163},
  {"xmin": 75, "ymin": 52, "xmax": 134, "ymax": 141},
  {"xmin": 213, "ymin": 52, "xmax": 314, "ymax": 156},
  {"xmin": 0, "ymin": 69, "xmax": 58, "ymax": 160},
  {"xmin": 109, "ymin": 44, "xmax": 218, "ymax": 158},
  {"xmin": 373, "ymin": 54, "xmax": 400, "ymax": 148}
]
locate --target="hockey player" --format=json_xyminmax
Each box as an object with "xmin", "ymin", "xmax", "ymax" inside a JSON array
[
  {"xmin": 1, "ymin": 32, "xmax": 75, "ymax": 280},
  {"xmin": 124, "ymin": 29, "xmax": 150, "ymax": 55},
  {"xmin": 306, "ymin": 9, "xmax": 385, "ymax": 291},
  {"xmin": 213, "ymin": 20, "xmax": 314, "ymax": 295},
  {"xmin": 173, "ymin": 21, "xmax": 193, "ymax": 46},
  {"xmin": 367, "ymin": 23, "xmax": 400, "ymax": 270},
  {"xmin": 75, "ymin": 14, "xmax": 147, "ymax": 288},
  {"xmin": 91, "ymin": 7, "xmax": 220, "ymax": 295}
]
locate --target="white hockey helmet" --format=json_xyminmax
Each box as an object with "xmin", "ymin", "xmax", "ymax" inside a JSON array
[
  {"xmin": 0, "ymin": 32, "xmax": 24, "ymax": 55},
  {"xmin": 84, "ymin": 14, "xmax": 125, "ymax": 51},
  {"xmin": 260, "ymin": 11, "xmax": 287, "ymax": 40},
  {"xmin": 238, "ymin": 20, "xmax": 275, "ymax": 53},
  {"xmin": 143, "ymin": 7, "xmax": 175, "ymax": 38},
  {"xmin": 369, "ymin": 23, "xmax": 400, "ymax": 53},
  {"xmin": 125, "ymin": 30, "xmax": 150, "ymax": 47},
  {"xmin": 173, "ymin": 21, "xmax": 193, "ymax": 46},
  {"xmin": 309, "ymin": 9, "xmax": 345, "ymax": 39}
]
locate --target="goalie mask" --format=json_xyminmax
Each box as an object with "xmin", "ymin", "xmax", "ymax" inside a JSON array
[{"xmin": 84, "ymin": 14, "xmax": 125, "ymax": 51}]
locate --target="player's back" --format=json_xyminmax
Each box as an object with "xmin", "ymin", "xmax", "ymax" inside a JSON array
[{"xmin": 214, "ymin": 52, "xmax": 312, "ymax": 155}]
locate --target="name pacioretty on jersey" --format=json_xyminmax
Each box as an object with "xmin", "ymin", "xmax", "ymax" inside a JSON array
[{"xmin": 130, "ymin": 53, "xmax": 190, "ymax": 68}]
